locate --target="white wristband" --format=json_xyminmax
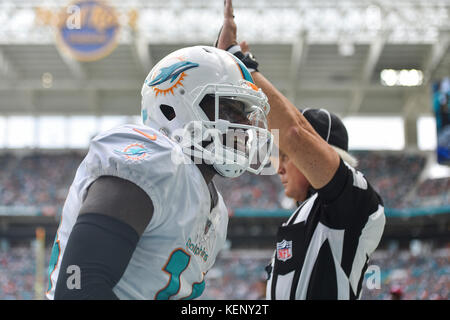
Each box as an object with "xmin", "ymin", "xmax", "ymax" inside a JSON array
[{"xmin": 227, "ymin": 44, "xmax": 242, "ymax": 55}]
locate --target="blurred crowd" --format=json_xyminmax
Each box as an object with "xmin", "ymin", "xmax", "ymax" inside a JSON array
[
  {"xmin": 216, "ymin": 151, "xmax": 445, "ymax": 211},
  {"xmin": 361, "ymin": 244, "xmax": 449, "ymax": 300},
  {"xmin": 2, "ymin": 242, "xmax": 446, "ymax": 300},
  {"xmin": 201, "ymin": 250, "xmax": 270, "ymax": 300},
  {"xmin": 353, "ymin": 151, "xmax": 427, "ymax": 209},
  {"xmin": 200, "ymin": 243, "xmax": 450, "ymax": 300},
  {"xmin": 0, "ymin": 246, "xmax": 43, "ymax": 300},
  {"xmin": 405, "ymin": 177, "xmax": 450, "ymax": 208},
  {"xmin": 0, "ymin": 152, "xmax": 83, "ymax": 216},
  {"xmin": 214, "ymin": 172, "xmax": 283, "ymax": 211},
  {"xmin": 0, "ymin": 151, "xmax": 448, "ymax": 214}
]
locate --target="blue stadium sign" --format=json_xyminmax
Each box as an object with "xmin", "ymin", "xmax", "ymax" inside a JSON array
[{"xmin": 56, "ymin": 0, "xmax": 120, "ymax": 62}]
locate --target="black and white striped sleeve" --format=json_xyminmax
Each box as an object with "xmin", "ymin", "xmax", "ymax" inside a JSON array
[
  {"xmin": 316, "ymin": 158, "xmax": 384, "ymax": 230},
  {"xmin": 316, "ymin": 158, "xmax": 386, "ymax": 298}
]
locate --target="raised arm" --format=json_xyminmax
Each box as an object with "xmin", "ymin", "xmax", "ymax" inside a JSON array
[
  {"xmin": 217, "ymin": 0, "xmax": 340, "ymax": 189},
  {"xmin": 251, "ymin": 72, "xmax": 340, "ymax": 189}
]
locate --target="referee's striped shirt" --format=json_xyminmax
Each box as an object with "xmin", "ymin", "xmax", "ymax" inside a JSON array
[{"xmin": 266, "ymin": 158, "xmax": 386, "ymax": 300}]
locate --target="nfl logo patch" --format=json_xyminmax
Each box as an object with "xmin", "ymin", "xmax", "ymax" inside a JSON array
[{"xmin": 277, "ymin": 239, "xmax": 293, "ymax": 262}]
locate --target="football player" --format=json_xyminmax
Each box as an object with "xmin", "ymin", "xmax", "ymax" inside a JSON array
[{"xmin": 46, "ymin": 46, "xmax": 273, "ymax": 300}]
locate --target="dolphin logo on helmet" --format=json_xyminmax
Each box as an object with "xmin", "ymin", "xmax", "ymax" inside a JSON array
[{"xmin": 147, "ymin": 61, "xmax": 199, "ymax": 87}]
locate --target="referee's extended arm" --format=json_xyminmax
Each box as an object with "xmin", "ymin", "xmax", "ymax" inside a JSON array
[
  {"xmin": 217, "ymin": 1, "xmax": 340, "ymax": 190},
  {"xmin": 251, "ymin": 72, "xmax": 340, "ymax": 190}
]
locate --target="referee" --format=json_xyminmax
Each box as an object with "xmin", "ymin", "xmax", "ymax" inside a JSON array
[
  {"xmin": 216, "ymin": 0, "xmax": 386, "ymax": 300},
  {"xmin": 266, "ymin": 109, "xmax": 386, "ymax": 300}
]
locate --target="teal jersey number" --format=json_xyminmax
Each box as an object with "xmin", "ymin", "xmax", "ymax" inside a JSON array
[
  {"xmin": 46, "ymin": 237, "xmax": 60, "ymax": 292},
  {"xmin": 156, "ymin": 249, "xmax": 205, "ymax": 300},
  {"xmin": 182, "ymin": 281, "xmax": 205, "ymax": 300}
]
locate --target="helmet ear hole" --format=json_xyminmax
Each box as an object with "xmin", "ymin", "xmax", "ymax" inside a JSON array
[{"xmin": 160, "ymin": 104, "xmax": 176, "ymax": 121}]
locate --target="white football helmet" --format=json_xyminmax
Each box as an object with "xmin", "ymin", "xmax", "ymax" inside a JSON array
[{"xmin": 141, "ymin": 45, "xmax": 273, "ymax": 178}]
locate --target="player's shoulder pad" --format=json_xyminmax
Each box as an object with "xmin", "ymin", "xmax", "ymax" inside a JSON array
[
  {"xmin": 90, "ymin": 123, "xmax": 182, "ymax": 162},
  {"xmin": 85, "ymin": 124, "xmax": 190, "ymax": 191},
  {"xmin": 83, "ymin": 124, "xmax": 194, "ymax": 226},
  {"xmin": 91, "ymin": 123, "xmax": 173, "ymax": 152}
]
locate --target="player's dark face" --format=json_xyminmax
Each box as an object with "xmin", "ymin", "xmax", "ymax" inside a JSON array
[
  {"xmin": 200, "ymin": 94, "xmax": 251, "ymax": 151},
  {"xmin": 199, "ymin": 94, "xmax": 251, "ymax": 125},
  {"xmin": 277, "ymin": 152, "xmax": 310, "ymax": 202}
]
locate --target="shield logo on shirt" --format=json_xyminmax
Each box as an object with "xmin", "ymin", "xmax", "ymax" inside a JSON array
[{"xmin": 277, "ymin": 239, "xmax": 293, "ymax": 262}]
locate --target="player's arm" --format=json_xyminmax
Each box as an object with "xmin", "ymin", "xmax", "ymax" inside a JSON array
[
  {"xmin": 54, "ymin": 176, "xmax": 154, "ymax": 300},
  {"xmin": 217, "ymin": 0, "xmax": 340, "ymax": 189}
]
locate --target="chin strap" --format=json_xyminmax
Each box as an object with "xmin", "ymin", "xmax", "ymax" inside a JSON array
[{"xmin": 204, "ymin": 142, "xmax": 247, "ymax": 178}]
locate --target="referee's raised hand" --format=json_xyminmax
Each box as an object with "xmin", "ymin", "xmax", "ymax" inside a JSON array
[{"xmin": 216, "ymin": 0, "xmax": 238, "ymax": 50}]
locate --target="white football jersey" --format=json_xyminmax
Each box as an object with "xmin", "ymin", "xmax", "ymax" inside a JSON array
[{"xmin": 46, "ymin": 124, "xmax": 229, "ymax": 300}]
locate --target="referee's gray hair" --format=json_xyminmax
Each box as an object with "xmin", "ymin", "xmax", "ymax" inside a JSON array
[{"xmin": 331, "ymin": 145, "xmax": 359, "ymax": 168}]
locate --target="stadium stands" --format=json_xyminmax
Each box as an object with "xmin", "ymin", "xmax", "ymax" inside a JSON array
[
  {"xmin": 0, "ymin": 246, "xmax": 45, "ymax": 300},
  {"xmin": 405, "ymin": 177, "xmax": 450, "ymax": 208},
  {"xmin": 0, "ymin": 152, "xmax": 82, "ymax": 216},
  {"xmin": 217, "ymin": 151, "xmax": 446, "ymax": 212},
  {"xmin": 2, "ymin": 243, "xmax": 447, "ymax": 300},
  {"xmin": 353, "ymin": 151, "xmax": 427, "ymax": 209},
  {"xmin": 0, "ymin": 150, "xmax": 448, "ymax": 215},
  {"xmin": 0, "ymin": 150, "xmax": 448, "ymax": 300},
  {"xmin": 201, "ymin": 244, "xmax": 450, "ymax": 300},
  {"xmin": 360, "ymin": 245, "xmax": 449, "ymax": 300}
]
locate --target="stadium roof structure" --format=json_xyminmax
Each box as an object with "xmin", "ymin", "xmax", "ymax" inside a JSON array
[{"xmin": 0, "ymin": 0, "xmax": 448, "ymax": 130}]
